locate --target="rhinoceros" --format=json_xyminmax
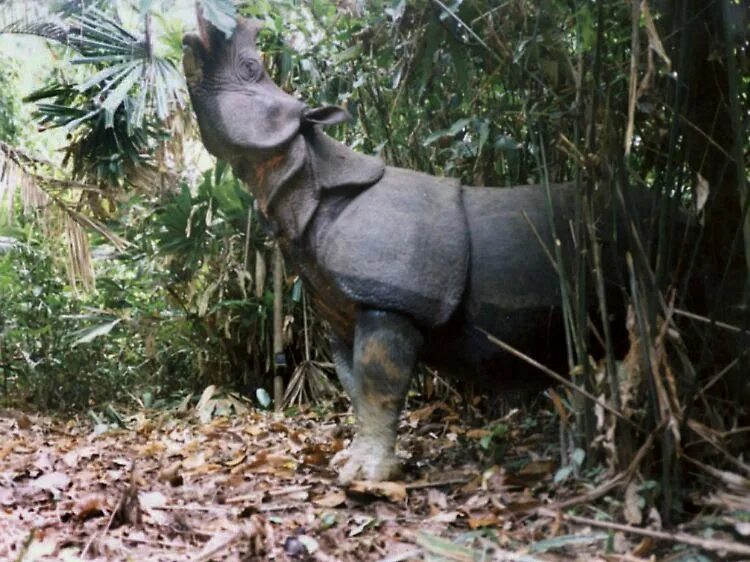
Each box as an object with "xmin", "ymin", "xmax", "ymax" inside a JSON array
[{"xmin": 182, "ymin": 16, "xmax": 633, "ymax": 483}]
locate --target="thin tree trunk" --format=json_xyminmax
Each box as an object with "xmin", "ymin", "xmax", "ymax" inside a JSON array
[{"xmin": 273, "ymin": 244, "xmax": 285, "ymax": 412}]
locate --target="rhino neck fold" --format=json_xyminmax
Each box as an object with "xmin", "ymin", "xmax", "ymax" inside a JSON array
[
  {"xmin": 234, "ymin": 129, "xmax": 386, "ymax": 244},
  {"xmin": 230, "ymin": 130, "xmax": 390, "ymax": 340},
  {"xmin": 233, "ymin": 135, "xmax": 318, "ymax": 243}
]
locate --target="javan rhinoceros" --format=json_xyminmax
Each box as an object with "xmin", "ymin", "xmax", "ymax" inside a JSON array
[{"xmin": 182, "ymin": 16, "xmax": 633, "ymax": 483}]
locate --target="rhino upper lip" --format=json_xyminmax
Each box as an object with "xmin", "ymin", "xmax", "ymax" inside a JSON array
[{"xmin": 183, "ymin": 33, "xmax": 208, "ymax": 58}]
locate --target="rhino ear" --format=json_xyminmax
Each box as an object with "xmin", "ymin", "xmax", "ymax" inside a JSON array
[{"xmin": 303, "ymin": 106, "xmax": 352, "ymax": 127}]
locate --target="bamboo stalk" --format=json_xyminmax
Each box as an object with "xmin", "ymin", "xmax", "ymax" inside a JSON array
[
  {"xmin": 476, "ymin": 327, "xmax": 639, "ymax": 430},
  {"xmin": 720, "ymin": 0, "xmax": 750, "ymax": 281},
  {"xmin": 536, "ymin": 509, "xmax": 750, "ymax": 556},
  {"xmin": 273, "ymin": 243, "xmax": 284, "ymax": 412}
]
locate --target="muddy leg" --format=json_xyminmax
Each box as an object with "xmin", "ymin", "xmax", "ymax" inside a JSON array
[
  {"xmin": 330, "ymin": 334, "xmax": 357, "ymax": 400},
  {"xmin": 335, "ymin": 309, "xmax": 421, "ymax": 484}
]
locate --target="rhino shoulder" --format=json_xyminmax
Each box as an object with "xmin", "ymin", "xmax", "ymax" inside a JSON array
[{"xmin": 315, "ymin": 166, "xmax": 469, "ymax": 328}]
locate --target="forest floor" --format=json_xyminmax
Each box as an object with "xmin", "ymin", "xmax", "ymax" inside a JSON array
[{"xmin": 1, "ymin": 390, "xmax": 748, "ymax": 562}]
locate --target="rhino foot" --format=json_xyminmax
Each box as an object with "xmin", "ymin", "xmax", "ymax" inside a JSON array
[{"xmin": 333, "ymin": 435, "xmax": 401, "ymax": 484}]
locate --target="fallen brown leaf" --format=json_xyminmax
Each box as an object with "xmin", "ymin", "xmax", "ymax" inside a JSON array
[
  {"xmin": 347, "ymin": 480, "xmax": 407, "ymax": 503},
  {"xmin": 31, "ymin": 471, "xmax": 71, "ymax": 494},
  {"xmin": 314, "ymin": 489, "xmax": 347, "ymax": 508},
  {"xmin": 73, "ymin": 494, "xmax": 107, "ymax": 521}
]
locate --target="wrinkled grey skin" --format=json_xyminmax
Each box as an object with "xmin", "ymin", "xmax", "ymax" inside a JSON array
[{"xmin": 183, "ymin": 16, "xmax": 627, "ymax": 483}]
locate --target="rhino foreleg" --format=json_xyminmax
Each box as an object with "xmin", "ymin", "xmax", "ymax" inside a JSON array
[
  {"xmin": 331, "ymin": 335, "xmax": 357, "ymax": 401},
  {"xmin": 332, "ymin": 310, "xmax": 421, "ymax": 483}
]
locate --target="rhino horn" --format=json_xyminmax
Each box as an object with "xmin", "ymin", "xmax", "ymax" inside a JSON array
[
  {"xmin": 184, "ymin": 12, "xmax": 264, "ymax": 84},
  {"xmin": 195, "ymin": 5, "xmax": 223, "ymax": 54}
]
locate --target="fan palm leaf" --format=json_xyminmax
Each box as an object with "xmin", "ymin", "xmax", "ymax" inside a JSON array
[{"xmin": 3, "ymin": 4, "xmax": 185, "ymax": 129}]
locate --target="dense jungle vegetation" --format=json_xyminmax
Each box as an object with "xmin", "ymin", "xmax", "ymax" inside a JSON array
[{"xmin": 0, "ymin": 0, "xmax": 748, "ymax": 551}]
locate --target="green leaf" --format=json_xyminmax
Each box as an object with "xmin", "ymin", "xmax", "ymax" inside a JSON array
[
  {"xmin": 553, "ymin": 465, "xmax": 573, "ymax": 483},
  {"xmin": 529, "ymin": 533, "xmax": 609, "ymax": 553},
  {"xmin": 423, "ymin": 129, "xmax": 448, "ymax": 147},
  {"xmin": 199, "ymin": 0, "xmax": 237, "ymax": 39},
  {"xmin": 291, "ymin": 278, "xmax": 303, "ymax": 302},
  {"xmin": 447, "ymin": 117, "xmax": 472, "ymax": 136},
  {"xmin": 576, "ymin": 4, "xmax": 595, "ymax": 52},
  {"xmin": 416, "ymin": 19, "xmax": 441, "ymax": 99},
  {"xmin": 101, "ymin": 62, "xmax": 143, "ymax": 127},
  {"xmin": 423, "ymin": 118, "xmax": 473, "ymax": 147},
  {"xmin": 214, "ymin": 159, "xmax": 229, "ymax": 184},
  {"xmin": 71, "ymin": 319, "xmax": 121, "ymax": 347},
  {"xmin": 416, "ymin": 532, "xmax": 476, "ymax": 562},
  {"xmin": 76, "ymin": 64, "xmax": 129, "ymax": 92},
  {"xmin": 479, "ymin": 433, "xmax": 492, "ymax": 450},
  {"xmin": 572, "ymin": 448, "xmax": 585, "ymax": 467},
  {"xmin": 332, "ymin": 44, "xmax": 362, "ymax": 65},
  {"xmin": 478, "ymin": 119, "xmax": 490, "ymax": 152},
  {"xmin": 256, "ymin": 387, "xmax": 272, "ymax": 408},
  {"xmin": 495, "ymin": 134, "xmax": 522, "ymax": 152}
]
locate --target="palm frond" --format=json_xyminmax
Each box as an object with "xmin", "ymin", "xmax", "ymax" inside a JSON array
[
  {"xmin": 198, "ymin": 0, "xmax": 237, "ymax": 38},
  {"xmin": 4, "ymin": 4, "xmax": 186, "ymax": 128},
  {"xmin": 62, "ymin": 204, "xmax": 129, "ymax": 251},
  {"xmin": 2, "ymin": 4, "xmax": 134, "ymax": 54},
  {"xmin": 64, "ymin": 212, "xmax": 95, "ymax": 293},
  {"xmin": 0, "ymin": 141, "xmax": 50, "ymax": 220},
  {"xmin": 0, "ymin": 140, "xmax": 130, "ymax": 291},
  {"xmin": 0, "ymin": 19, "xmax": 69, "ymax": 42},
  {"xmin": 0, "ymin": 1, "xmax": 56, "ymax": 29}
]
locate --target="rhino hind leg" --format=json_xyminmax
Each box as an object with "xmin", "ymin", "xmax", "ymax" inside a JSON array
[{"xmin": 332, "ymin": 309, "xmax": 421, "ymax": 484}]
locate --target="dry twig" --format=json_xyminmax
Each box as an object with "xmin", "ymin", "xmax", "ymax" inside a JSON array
[{"xmin": 537, "ymin": 508, "xmax": 750, "ymax": 556}]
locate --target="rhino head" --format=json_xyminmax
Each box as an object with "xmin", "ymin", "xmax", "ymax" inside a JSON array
[
  {"xmin": 182, "ymin": 13, "xmax": 351, "ymax": 161},
  {"xmin": 182, "ymin": 12, "xmax": 386, "ymax": 237}
]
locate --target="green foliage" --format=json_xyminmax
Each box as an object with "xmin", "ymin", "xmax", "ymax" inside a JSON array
[
  {"xmin": 11, "ymin": 3, "xmax": 186, "ymax": 188},
  {"xmin": 0, "ymin": 2, "xmax": 321, "ymax": 409},
  {"xmin": 139, "ymin": 164, "xmax": 323, "ymax": 392},
  {"xmin": 478, "ymin": 421, "xmax": 509, "ymax": 463},
  {"xmin": 0, "ymin": 63, "xmax": 21, "ymax": 143},
  {"xmin": 26, "ymin": 81, "xmax": 163, "ymax": 187},
  {"xmin": 0, "ymin": 215, "xmax": 216, "ymax": 409},
  {"xmin": 241, "ymin": 1, "xmax": 612, "ymax": 186},
  {"xmin": 1, "ymin": 230, "xmax": 127, "ymax": 408}
]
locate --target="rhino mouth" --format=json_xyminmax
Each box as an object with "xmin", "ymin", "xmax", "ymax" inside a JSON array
[{"xmin": 182, "ymin": 34, "xmax": 206, "ymax": 86}]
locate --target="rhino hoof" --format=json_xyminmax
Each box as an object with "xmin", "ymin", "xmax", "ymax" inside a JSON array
[{"xmin": 332, "ymin": 437, "xmax": 401, "ymax": 484}]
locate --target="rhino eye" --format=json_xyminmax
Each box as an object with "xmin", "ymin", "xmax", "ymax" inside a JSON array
[{"xmin": 238, "ymin": 58, "xmax": 262, "ymax": 82}]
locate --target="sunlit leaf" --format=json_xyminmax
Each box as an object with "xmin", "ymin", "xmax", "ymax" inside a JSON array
[
  {"xmin": 256, "ymin": 387, "xmax": 272, "ymax": 408},
  {"xmin": 199, "ymin": 0, "xmax": 237, "ymax": 38},
  {"xmin": 71, "ymin": 319, "xmax": 121, "ymax": 346}
]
